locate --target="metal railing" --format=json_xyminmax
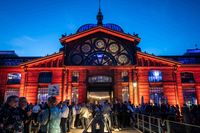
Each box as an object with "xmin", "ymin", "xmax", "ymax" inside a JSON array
[
  {"xmin": 135, "ymin": 113, "xmax": 200, "ymax": 133},
  {"xmin": 82, "ymin": 112, "xmax": 112, "ymax": 133}
]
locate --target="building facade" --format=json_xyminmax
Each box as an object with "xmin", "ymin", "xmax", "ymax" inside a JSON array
[{"xmin": 1, "ymin": 11, "xmax": 200, "ymax": 106}]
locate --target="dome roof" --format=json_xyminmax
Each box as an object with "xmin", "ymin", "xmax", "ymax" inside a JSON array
[
  {"xmin": 76, "ymin": 23, "xmax": 124, "ymax": 33},
  {"xmin": 76, "ymin": 5, "xmax": 124, "ymax": 34}
]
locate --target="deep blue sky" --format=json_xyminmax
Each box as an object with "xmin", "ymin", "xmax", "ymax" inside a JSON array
[{"xmin": 0, "ymin": 0, "xmax": 200, "ymax": 56}]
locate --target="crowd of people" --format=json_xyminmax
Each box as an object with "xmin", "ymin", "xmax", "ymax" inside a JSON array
[
  {"xmin": 0, "ymin": 95, "xmax": 200, "ymax": 133},
  {"xmin": 137, "ymin": 103, "xmax": 200, "ymax": 126},
  {"xmin": 0, "ymin": 96, "xmax": 135, "ymax": 133}
]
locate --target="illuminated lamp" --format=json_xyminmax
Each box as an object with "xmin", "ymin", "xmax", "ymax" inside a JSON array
[
  {"xmin": 153, "ymin": 71, "xmax": 160, "ymax": 79},
  {"xmin": 133, "ymin": 81, "xmax": 137, "ymax": 88},
  {"xmin": 89, "ymin": 95, "xmax": 110, "ymax": 99}
]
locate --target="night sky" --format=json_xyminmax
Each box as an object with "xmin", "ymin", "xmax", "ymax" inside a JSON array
[{"xmin": 0, "ymin": 0, "xmax": 200, "ymax": 56}]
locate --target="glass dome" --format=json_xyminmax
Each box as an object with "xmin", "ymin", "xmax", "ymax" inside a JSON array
[{"xmin": 76, "ymin": 23, "xmax": 124, "ymax": 33}]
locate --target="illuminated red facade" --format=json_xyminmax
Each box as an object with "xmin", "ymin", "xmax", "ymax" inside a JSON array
[{"xmin": 1, "ymin": 14, "xmax": 200, "ymax": 106}]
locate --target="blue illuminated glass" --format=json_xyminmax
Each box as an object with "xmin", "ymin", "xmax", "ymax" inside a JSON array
[
  {"xmin": 97, "ymin": 54, "xmax": 103, "ymax": 58},
  {"xmin": 77, "ymin": 23, "xmax": 124, "ymax": 33},
  {"xmin": 148, "ymin": 70, "xmax": 162, "ymax": 82}
]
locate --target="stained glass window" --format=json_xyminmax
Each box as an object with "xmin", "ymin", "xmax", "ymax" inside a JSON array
[
  {"xmin": 68, "ymin": 37, "xmax": 132, "ymax": 66},
  {"xmin": 85, "ymin": 52, "xmax": 117, "ymax": 66}
]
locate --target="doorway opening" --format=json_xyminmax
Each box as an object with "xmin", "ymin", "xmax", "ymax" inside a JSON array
[
  {"xmin": 150, "ymin": 87, "xmax": 167, "ymax": 105},
  {"xmin": 87, "ymin": 85, "xmax": 113, "ymax": 104},
  {"xmin": 183, "ymin": 88, "xmax": 197, "ymax": 106}
]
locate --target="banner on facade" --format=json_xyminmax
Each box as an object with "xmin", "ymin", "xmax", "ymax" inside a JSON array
[{"xmin": 48, "ymin": 84, "xmax": 60, "ymax": 96}]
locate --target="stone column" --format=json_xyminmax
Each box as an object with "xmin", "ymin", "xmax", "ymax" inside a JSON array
[
  {"xmin": 133, "ymin": 70, "xmax": 139, "ymax": 105},
  {"xmin": 67, "ymin": 70, "xmax": 72, "ymax": 102},
  {"xmin": 128, "ymin": 69, "xmax": 134, "ymax": 103},
  {"xmin": 62, "ymin": 69, "xmax": 67, "ymax": 101},
  {"xmin": 176, "ymin": 71, "xmax": 183, "ymax": 106},
  {"xmin": 20, "ymin": 66, "xmax": 27, "ymax": 97},
  {"xmin": 194, "ymin": 72, "xmax": 200, "ymax": 104},
  {"xmin": 114, "ymin": 69, "xmax": 122, "ymax": 101},
  {"xmin": 79, "ymin": 69, "xmax": 87, "ymax": 103}
]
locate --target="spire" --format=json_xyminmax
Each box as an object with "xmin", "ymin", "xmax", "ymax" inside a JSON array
[{"xmin": 96, "ymin": 0, "xmax": 103, "ymax": 25}]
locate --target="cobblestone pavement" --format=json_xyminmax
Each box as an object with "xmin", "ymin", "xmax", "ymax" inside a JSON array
[{"xmin": 71, "ymin": 128, "xmax": 140, "ymax": 133}]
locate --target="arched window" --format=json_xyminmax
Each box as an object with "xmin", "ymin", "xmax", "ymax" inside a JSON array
[
  {"xmin": 121, "ymin": 71, "xmax": 129, "ymax": 82},
  {"xmin": 68, "ymin": 37, "xmax": 132, "ymax": 66},
  {"xmin": 122, "ymin": 86, "xmax": 129, "ymax": 102},
  {"xmin": 150, "ymin": 87, "xmax": 166, "ymax": 104},
  {"xmin": 72, "ymin": 71, "xmax": 79, "ymax": 83},
  {"xmin": 38, "ymin": 72, "xmax": 52, "ymax": 83},
  {"xmin": 148, "ymin": 70, "xmax": 162, "ymax": 82},
  {"xmin": 183, "ymin": 88, "xmax": 197, "ymax": 106},
  {"xmin": 85, "ymin": 52, "xmax": 117, "ymax": 66},
  {"xmin": 72, "ymin": 87, "xmax": 78, "ymax": 104},
  {"xmin": 181, "ymin": 72, "xmax": 195, "ymax": 83}
]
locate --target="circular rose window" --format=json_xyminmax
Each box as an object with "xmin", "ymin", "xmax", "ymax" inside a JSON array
[{"xmin": 81, "ymin": 43, "xmax": 91, "ymax": 53}]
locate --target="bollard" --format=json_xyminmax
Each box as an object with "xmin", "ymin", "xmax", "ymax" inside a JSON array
[{"xmin": 82, "ymin": 112, "xmax": 112, "ymax": 133}]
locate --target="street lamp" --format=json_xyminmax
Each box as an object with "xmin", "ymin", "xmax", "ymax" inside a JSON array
[
  {"xmin": 133, "ymin": 81, "xmax": 137, "ymax": 88},
  {"xmin": 133, "ymin": 81, "xmax": 138, "ymax": 105}
]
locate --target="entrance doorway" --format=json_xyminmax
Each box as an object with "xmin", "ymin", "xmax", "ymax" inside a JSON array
[
  {"xmin": 87, "ymin": 86, "xmax": 113, "ymax": 104},
  {"xmin": 87, "ymin": 75, "xmax": 113, "ymax": 104},
  {"xmin": 150, "ymin": 87, "xmax": 167, "ymax": 105},
  {"xmin": 183, "ymin": 88, "xmax": 197, "ymax": 106}
]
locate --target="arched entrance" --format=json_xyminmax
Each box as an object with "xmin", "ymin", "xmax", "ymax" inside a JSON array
[{"xmin": 87, "ymin": 75, "xmax": 113, "ymax": 103}]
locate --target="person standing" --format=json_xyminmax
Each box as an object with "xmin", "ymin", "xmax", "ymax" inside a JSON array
[
  {"xmin": 38, "ymin": 96, "xmax": 66, "ymax": 133},
  {"xmin": 31, "ymin": 103, "xmax": 41, "ymax": 133},
  {"xmin": 79, "ymin": 103, "xmax": 90, "ymax": 130},
  {"xmin": 75, "ymin": 103, "xmax": 81, "ymax": 128},
  {"xmin": 0, "ymin": 95, "xmax": 24, "ymax": 133},
  {"xmin": 71, "ymin": 102, "xmax": 76, "ymax": 129},
  {"xmin": 127, "ymin": 101, "xmax": 135, "ymax": 127},
  {"xmin": 182, "ymin": 104, "xmax": 191, "ymax": 124},
  {"xmin": 60, "ymin": 100, "xmax": 69, "ymax": 133},
  {"xmin": 18, "ymin": 97, "xmax": 32, "ymax": 133},
  {"xmin": 121, "ymin": 101, "xmax": 128, "ymax": 128},
  {"xmin": 113, "ymin": 99, "xmax": 121, "ymax": 131},
  {"xmin": 102, "ymin": 100, "xmax": 112, "ymax": 131}
]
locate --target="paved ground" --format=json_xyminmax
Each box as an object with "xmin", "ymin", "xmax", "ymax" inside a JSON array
[{"xmin": 71, "ymin": 128, "xmax": 140, "ymax": 133}]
